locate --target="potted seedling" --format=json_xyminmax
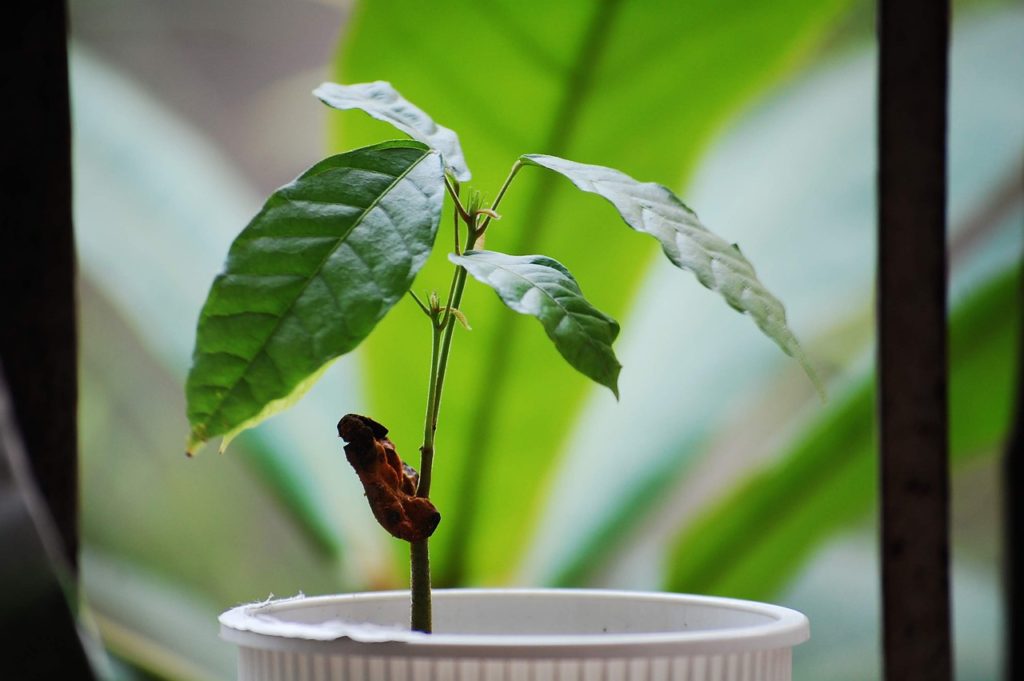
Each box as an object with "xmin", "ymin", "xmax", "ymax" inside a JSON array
[{"xmin": 188, "ymin": 82, "xmax": 820, "ymax": 680}]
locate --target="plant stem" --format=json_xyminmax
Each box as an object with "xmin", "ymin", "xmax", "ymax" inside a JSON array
[
  {"xmin": 411, "ymin": 213, "xmax": 478, "ymax": 632},
  {"xmin": 418, "ymin": 321, "xmax": 443, "ymax": 498},
  {"xmin": 478, "ymin": 160, "xmax": 523, "ymax": 234},
  {"xmin": 407, "ymin": 290, "xmax": 431, "ymax": 317},
  {"xmin": 439, "ymin": 184, "xmax": 463, "ymax": 327},
  {"xmin": 453, "ymin": 184, "xmax": 463, "ymax": 257},
  {"xmin": 429, "ymin": 219, "xmax": 479, "ymax": 444},
  {"xmin": 410, "ymin": 314, "xmax": 442, "ymax": 633},
  {"xmin": 410, "ymin": 539, "xmax": 432, "ymax": 632},
  {"xmin": 444, "ymin": 175, "xmax": 473, "ymax": 223}
]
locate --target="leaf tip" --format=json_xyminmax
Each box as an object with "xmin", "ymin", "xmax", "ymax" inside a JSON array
[
  {"xmin": 791, "ymin": 347, "xmax": 826, "ymax": 403},
  {"xmin": 186, "ymin": 428, "xmax": 205, "ymax": 457},
  {"xmin": 311, "ymin": 81, "xmax": 339, "ymax": 105},
  {"xmin": 605, "ymin": 363, "xmax": 622, "ymax": 401},
  {"xmin": 810, "ymin": 369, "xmax": 828, "ymax": 403}
]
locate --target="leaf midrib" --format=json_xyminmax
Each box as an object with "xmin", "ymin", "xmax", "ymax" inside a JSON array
[
  {"xmin": 194, "ymin": 148, "xmax": 435, "ymax": 434},
  {"xmin": 439, "ymin": 0, "xmax": 625, "ymax": 585}
]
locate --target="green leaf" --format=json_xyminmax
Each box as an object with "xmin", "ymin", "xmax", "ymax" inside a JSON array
[
  {"xmin": 185, "ymin": 140, "xmax": 445, "ymax": 454},
  {"xmin": 314, "ymin": 81, "xmax": 471, "ymax": 182},
  {"xmin": 521, "ymin": 153, "xmax": 822, "ymax": 395},
  {"xmin": 663, "ymin": 264, "xmax": 1020, "ymax": 600},
  {"xmin": 334, "ymin": 0, "xmax": 855, "ymax": 585},
  {"xmin": 451, "ymin": 250, "xmax": 621, "ymax": 396}
]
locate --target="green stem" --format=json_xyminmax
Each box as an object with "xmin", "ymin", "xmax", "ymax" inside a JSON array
[
  {"xmin": 419, "ymin": 240, "xmax": 475, "ymax": 498},
  {"xmin": 445, "ymin": 175, "xmax": 473, "ymax": 223},
  {"xmin": 410, "ymin": 314, "xmax": 442, "ymax": 634},
  {"xmin": 430, "ymin": 270, "xmax": 469, "ymax": 437},
  {"xmin": 411, "ymin": 214, "xmax": 477, "ymax": 633},
  {"xmin": 439, "ymin": 268, "xmax": 460, "ymax": 329},
  {"xmin": 453, "ymin": 187, "xmax": 463, "ymax": 257},
  {"xmin": 410, "ymin": 539, "xmax": 431, "ymax": 632},
  {"xmin": 418, "ymin": 322, "xmax": 443, "ymax": 498},
  {"xmin": 439, "ymin": 186, "xmax": 463, "ymax": 328},
  {"xmin": 478, "ymin": 160, "xmax": 524, "ymax": 234},
  {"xmin": 408, "ymin": 290, "xmax": 431, "ymax": 317}
]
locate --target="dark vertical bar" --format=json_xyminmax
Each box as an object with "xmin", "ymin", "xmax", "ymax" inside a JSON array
[
  {"xmin": 1006, "ymin": 258, "xmax": 1024, "ymax": 681},
  {"xmin": 0, "ymin": 0, "xmax": 76, "ymax": 561},
  {"xmin": 877, "ymin": 1, "xmax": 952, "ymax": 680},
  {"xmin": 0, "ymin": 0, "xmax": 78, "ymax": 567},
  {"xmin": 0, "ymin": 4, "xmax": 94, "ymax": 676}
]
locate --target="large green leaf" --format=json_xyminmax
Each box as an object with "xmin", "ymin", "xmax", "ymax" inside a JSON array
[
  {"xmin": 521, "ymin": 154, "xmax": 821, "ymax": 393},
  {"xmin": 525, "ymin": 6, "xmax": 1024, "ymax": 597},
  {"xmin": 185, "ymin": 140, "xmax": 445, "ymax": 454},
  {"xmin": 451, "ymin": 250, "xmax": 621, "ymax": 396},
  {"xmin": 315, "ymin": 81, "xmax": 471, "ymax": 182},
  {"xmin": 663, "ymin": 264, "xmax": 1020, "ymax": 600},
  {"xmin": 333, "ymin": 0, "xmax": 853, "ymax": 584}
]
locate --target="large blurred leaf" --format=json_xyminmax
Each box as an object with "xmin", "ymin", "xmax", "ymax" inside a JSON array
[
  {"xmin": 80, "ymin": 279, "xmax": 347, "ymax": 605},
  {"xmin": 664, "ymin": 264, "xmax": 1020, "ymax": 599},
  {"xmin": 521, "ymin": 154, "xmax": 820, "ymax": 392},
  {"xmin": 451, "ymin": 250, "xmax": 621, "ymax": 395},
  {"xmin": 71, "ymin": 45, "xmax": 353, "ymax": 566},
  {"xmin": 521, "ymin": 7, "xmax": 1024, "ymax": 589},
  {"xmin": 334, "ymin": 0, "xmax": 853, "ymax": 584},
  {"xmin": 83, "ymin": 548, "xmax": 234, "ymax": 681},
  {"xmin": 186, "ymin": 141, "xmax": 445, "ymax": 453}
]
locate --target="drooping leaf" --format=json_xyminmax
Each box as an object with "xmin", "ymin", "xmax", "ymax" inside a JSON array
[
  {"xmin": 334, "ymin": 0, "xmax": 856, "ymax": 585},
  {"xmin": 451, "ymin": 250, "xmax": 621, "ymax": 396},
  {"xmin": 520, "ymin": 154, "xmax": 821, "ymax": 395},
  {"xmin": 314, "ymin": 81, "xmax": 471, "ymax": 182},
  {"xmin": 185, "ymin": 140, "xmax": 445, "ymax": 454},
  {"xmin": 663, "ymin": 264, "xmax": 1020, "ymax": 600}
]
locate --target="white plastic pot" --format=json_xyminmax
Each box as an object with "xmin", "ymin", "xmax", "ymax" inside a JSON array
[{"xmin": 220, "ymin": 589, "xmax": 809, "ymax": 681}]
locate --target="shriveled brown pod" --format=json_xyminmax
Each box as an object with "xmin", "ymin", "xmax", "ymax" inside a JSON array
[{"xmin": 337, "ymin": 413, "xmax": 440, "ymax": 543}]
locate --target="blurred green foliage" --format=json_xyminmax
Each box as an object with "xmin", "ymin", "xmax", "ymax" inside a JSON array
[
  {"xmin": 666, "ymin": 265, "xmax": 1019, "ymax": 599},
  {"xmin": 332, "ymin": 0, "xmax": 852, "ymax": 587}
]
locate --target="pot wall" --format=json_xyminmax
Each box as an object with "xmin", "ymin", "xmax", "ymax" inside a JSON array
[
  {"xmin": 221, "ymin": 590, "xmax": 809, "ymax": 681},
  {"xmin": 236, "ymin": 647, "xmax": 793, "ymax": 681}
]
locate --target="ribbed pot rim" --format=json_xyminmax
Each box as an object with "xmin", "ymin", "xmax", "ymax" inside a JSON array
[{"xmin": 220, "ymin": 589, "xmax": 809, "ymax": 659}]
